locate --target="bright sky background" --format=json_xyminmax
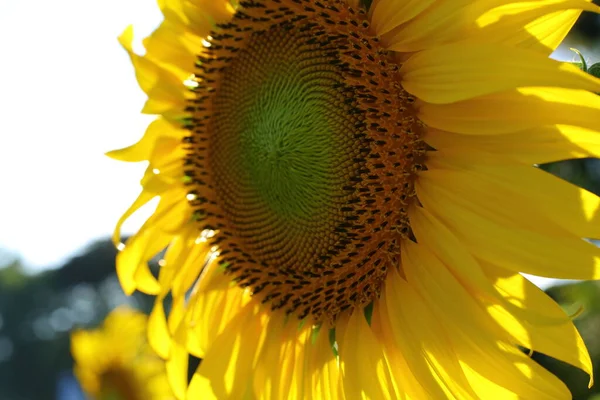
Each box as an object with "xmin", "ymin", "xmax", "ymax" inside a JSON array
[
  {"xmin": 0, "ymin": 0, "xmax": 595, "ymax": 289},
  {"xmin": 0, "ymin": 0, "xmax": 163, "ymax": 271}
]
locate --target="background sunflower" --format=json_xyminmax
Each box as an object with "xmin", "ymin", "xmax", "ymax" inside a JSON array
[{"xmin": 71, "ymin": 307, "xmax": 175, "ymax": 400}]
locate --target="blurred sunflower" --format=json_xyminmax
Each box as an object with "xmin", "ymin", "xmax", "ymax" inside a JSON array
[
  {"xmin": 70, "ymin": 308, "xmax": 175, "ymax": 400},
  {"xmin": 111, "ymin": 0, "xmax": 600, "ymax": 398}
]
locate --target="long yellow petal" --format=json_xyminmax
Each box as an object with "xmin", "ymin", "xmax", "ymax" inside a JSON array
[
  {"xmin": 472, "ymin": 0, "xmax": 598, "ymax": 53},
  {"xmin": 187, "ymin": 302, "xmax": 267, "ymax": 399},
  {"xmin": 166, "ymin": 338, "xmax": 189, "ymax": 400},
  {"xmin": 253, "ymin": 315, "xmax": 313, "ymax": 400},
  {"xmin": 415, "ymin": 176, "xmax": 600, "ymax": 280},
  {"xmin": 401, "ymin": 43, "xmax": 600, "ymax": 104},
  {"xmin": 307, "ymin": 327, "xmax": 345, "ymax": 400},
  {"xmin": 148, "ymin": 297, "xmax": 172, "ymax": 359},
  {"xmin": 370, "ymin": 0, "xmax": 435, "ymax": 37},
  {"xmin": 116, "ymin": 227, "xmax": 166, "ymax": 295},
  {"xmin": 383, "ymin": 269, "xmax": 479, "ymax": 399},
  {"xmin": 180, "ymin": 0, "xmax": 235, "ymax": 36},
  {"xmin": 420, "ymin": 159, "xmax": 600, "ymax": 239},
  {"xmin": 518, "ymin": 7, "xmax": 584, "ymax": 53},
  {"xmin": 402, "ymin": 240, "xmax": 510, "ymax": 342},
  {"xmin": 143, "ymin": 18, "xmax": 202, "ymax": 77},
  {"xmin": 339, "ymin": 310, "xmax": 396, "ymax": 400},
  {"xmin": 118, "ymin": 26, "xmax": 190, "ymax": 115},
  {"xmin": 371, "ymin": 304, "xmax": 429, "ymax": 400},
  {"xmin": 459, "ymin": 339, "xmax": 571, "ymax": 399},
  {"xmin": 404, "ymin": 239, "xmax": 592, "ymax": 386},
  {"xmin": 418, "ymin": 87, "xmax": 600, "ymax": 134},
  {"xmin": 485, "ymin": 285, "xmax": 593, "ymax": 387},
  {"xmin": 425, "ymin": 125, "xmax": 600, "ymax": 164},
  {"xmin": 382, "ymin": 0, "xmax": 598, "ymax": 53},
  {"xmin": 408, "ymin": 205, "xmax": 575, "ymax": 326},
  {"xmin": 186, "ymin": 264, "xmax": 249, "ymax": 358},
  {"xmin": 106, "ymin": 118, "xmax": 182, "ymax": 162},
  {"xmin": 408, "ymin": 205, "xmax": 506, "ymax": 305},
  {"xmin": 402, "ymin": 243, "xmax": 571, "ymax": 398},
  {"xmin": 382, "ymin": 0, "xmax": 505, "ymax": 52},
  {"xmin": 157, "ymin": 225, "xmax": 197, "ymax": 295}
]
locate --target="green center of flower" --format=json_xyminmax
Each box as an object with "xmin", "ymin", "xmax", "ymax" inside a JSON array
[
  {"xmin": 210, "ymin": 25, "xmax": 363, "ymax": 272},
  {"xmin": 186, "ymin": 0, "xmax": 427, "ymax": 323},
  {"xmin": 219, "ymin": 72, "xmax": 348, "ymax": 220}
]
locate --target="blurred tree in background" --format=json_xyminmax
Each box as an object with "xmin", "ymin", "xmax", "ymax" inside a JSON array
[{"xmin": 0, "ymin": 240, "xmax": 155, "ymax": 400}]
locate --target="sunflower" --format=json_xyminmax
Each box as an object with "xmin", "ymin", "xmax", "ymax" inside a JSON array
[
  {"xmin": 111, "ymin": 0, "xmax": 600, "ymax": 398},
  {"xmin": 70, "ymin": 307, "xmax": 175, "ymax": 400}
]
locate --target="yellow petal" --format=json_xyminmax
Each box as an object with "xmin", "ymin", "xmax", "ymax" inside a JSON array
[
  {"xmin": 459, "ymin": 338, "xmax": 571, "ymax": 399},
  {"xmin": 518, "ymin": 7, "xmax": 585, "ymax": 53},
  {"xmin": 156, "ymin": 226, "xmax": 197, "ymax": 295},
  {"xmin": 404, "ymin": 239, "xmax": 592, "ymax": 386},
  {"xmin": 420, "ymin": 159, "xmax": 600, "ymax": 239},
  {"xmin": 157, "ymin": 0, "xmax": 186, "ymax": 21},
  {"xmin": 71, "ymin": 330, "xmax": 104, "ymax": 369},
  {"xmin": 143, "ymin": 18, "xmax": 202, "ymax": 77},
  {"xmin": 472, "ymin": 0, "xmax": 599, "ymax": 53},
  {"xmin": 418, "ymin": 87, "xmax": 600, "ymax": 134},
  {"xmin": 339, "ymin": 310, "xmax": 396, "ymax": 400},
  {"xmin": 370, "ymin": 304, "xmax": 429, "ymax": 400},
  {"xmin": 187, "ymin": 264, "xmax": 249, "ymax": 357},
  {"xmin": 188, "ymin": 302, "xmax": 267, "ymax": 399},
  {"xmin": 167, "ymin": 295, "xmax": 186, "ymax": 335},
  {"xmin": 382, "ymin": 269, "xmax": 479, "ymax": 399},
  {"xmin": 181, "ymin": 0, "xmax": 236, "ymax": 36},
  {"xmin": 425, "ymin": 124, "xmax": 600, "ymax": 164},
  {"xmin": 403, "ymin": 241, "xmax": 572, "ymax": 398},
  {"xmin": 382, "ymin": 0, "xmax": 598, "ymax": 53},
  {"xmin": 254, "ymin": 315, "xmax": 312, "ymax": 400},
  {"xmin": 307, "ymin": 327, "xmax": 345, "ymax": 400},
  {"xmin": 415, "ymin": 175, "xmax": 600, "ymax": 280},
  {"xmin": 401, "ymin": 43, "xmax": 600, "ymax": 104},
  {"xmin": 253, "ymin": 315, "xmax": 294, "ymax": 400},
  {"xmin": 408, "ymin": 205, "xmax": 505, "ymax": 306},
  {"xmin": 171, "ymin": 240, "xmax": 210, "ymax": 298},
  {"xmin": 370, "ymin": 0, "xmax": 435, "ymax": 37},
  {"xmin": 116, "ymin": 227, "xmax": 167, "ymax": 295},
  {"xmin": 382, "ymin": 0, "xmax": 504, "ymax": 52},
  {"xmin": 485, "ymin": 282, "xmax": 593, "ymax": 386},
  {"xmin": 402, "ymin": 240, "xmax": 509, "ymax": 340},
  {"xmin": 106, "ymin": 117, "xmax": 183, "ymax": 162},
  {"xmin": 482, "ymin": 264, "xmax": 577, "ymax": 325},
  {"xmin": 118, "ymin": 26, "xmax": 189, "ymax": 115},
  {"xmin": 148, "ymin": 297, "xmax": 172, "ymax": 359},
  {"xmin": 166, "ymin": 339, "xmax": 189, "ymax": 400},
  {"xmin": 408, "ymin": 205, "xmax": 572, "ymax": 326},
  {"xmin": 116, "ymin": 190, "xmax": 191, "ymax": 295},
  {"xmin": 112, "ymin": 179, "xmax": 158, "ymax": 247},
  {"xmin": 112, "ymin": 165, "xmax": 182, "ymax": 250}
]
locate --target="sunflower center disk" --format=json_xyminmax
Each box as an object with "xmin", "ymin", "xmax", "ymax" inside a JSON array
[{"xmin": 186, "ymin": 0, "xmax": 427, "ymax": 323}]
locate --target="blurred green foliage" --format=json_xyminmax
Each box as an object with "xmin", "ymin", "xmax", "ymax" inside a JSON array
[{"xmin": 0, "ymin": 240, "xmax": 154, "ymax": 400}]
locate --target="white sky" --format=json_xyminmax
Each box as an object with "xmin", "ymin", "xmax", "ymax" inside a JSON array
[
  {"xmin": 0, "ymin": 0, "xmax": 592, "ymax": 289},
  {"xmin": 0, "ymin": 0, "xmax": 162, "ymax": 271}
]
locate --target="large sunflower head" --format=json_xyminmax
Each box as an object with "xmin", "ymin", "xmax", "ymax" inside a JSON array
[
  {"xmin": 111, "ymin": 0, "xmax": 600, "ymax": 398},
  {"xmin": 70, "ymin": 307, "xmax": 174, "ymax": 400}
]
